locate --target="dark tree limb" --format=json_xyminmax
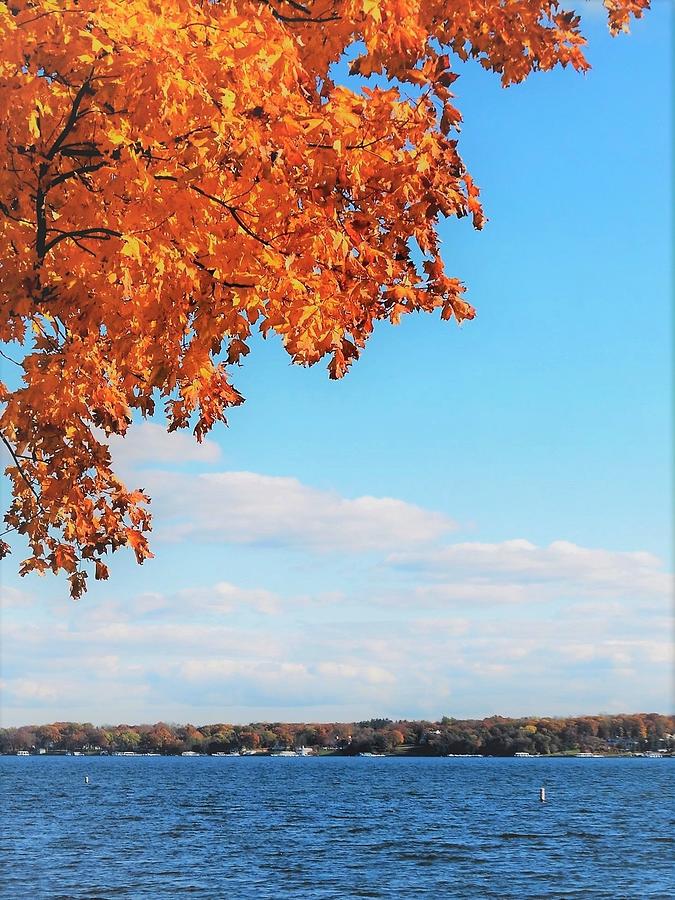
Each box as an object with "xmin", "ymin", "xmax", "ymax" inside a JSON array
[
  {"xmin": 47, "ymin": 77, "xmax": 95, "ymax": 161},
  {"xmin": 44, "ymin": 227, "xmax": 122, "ymax": 254}
]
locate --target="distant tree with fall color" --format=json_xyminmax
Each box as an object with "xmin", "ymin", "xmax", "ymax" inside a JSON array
[
  {"xmin": 0, "ymin": 0, "xmax": 648, "ymax": 595},
  {"xmin": 2, "ymin": 713, "xmax": 673, "ymax": 755}
]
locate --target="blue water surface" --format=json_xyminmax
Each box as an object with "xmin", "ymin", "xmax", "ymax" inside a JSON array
[{"xmin": 1, "ymin": 756, "xmax": 673, "ymax": 899}]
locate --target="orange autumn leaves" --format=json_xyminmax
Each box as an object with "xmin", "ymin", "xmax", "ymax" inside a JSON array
[{"xmin": 0, "ymin": 0, "xmax": 648, "ymax": 596}]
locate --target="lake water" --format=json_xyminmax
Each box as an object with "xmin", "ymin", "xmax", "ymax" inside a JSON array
[{"xmin": 1, "ymin": 756, "xmax": 673, "ymax": 898}]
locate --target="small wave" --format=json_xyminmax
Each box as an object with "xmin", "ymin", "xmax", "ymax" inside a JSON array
[
  {"xmin": 161, "ymin": 829, "xmax": 186, "ymax": 838},
  {"xmin": 358, "ymin": 839, "xmax": 400, "ymax": 851},
  {"xmin": 500, "ymin": 832, "xmax": 543, "ymax": 840},
  {"xmin": 395, "ymin": 851, "xmax": 445, "ymax": 863},
  {"xmin": 565, "ymin": 831, "xmax": 600, "ymax": 840}
]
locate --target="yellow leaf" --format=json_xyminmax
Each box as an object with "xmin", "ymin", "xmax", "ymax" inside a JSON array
[
  {"xmin": 363, "ymin": 0, "xmax": 382, "ymax": 22},
  {"xmin": 107, "ymin": 129, "xmax": 127, "ymax": 146},
  {"xmin": 221, "ymin": 88, "xmax": 236, "ymax": 109},
  {"xmin": 28, "ymin": 110, "xmax": 40, "ymax": 138},
  {"xmin": 91, "ymin": 36, "xmax": 113, "ymax": 53},
  {"xmin": 120, "ymin": 236, "xmax": 142, "ymax": 263}
]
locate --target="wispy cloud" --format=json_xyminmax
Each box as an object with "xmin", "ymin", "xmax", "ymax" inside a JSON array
[
  {"xmin": 108, "ymin": 422, "xmax": 222, "ymax": 468},
  {"xmin": 387, "ymin": 539, "xmax": 672, "ymax": 598},
  {"xmin": 1, "ymin": 559, "xmax": 672, "ymax": 724},
  {"xmin": 0, "ymin": 585, "xmax": 34, "ymax": 609},
  {"xmin": 141, "ymin": 469, "xmax": 456, "ymax": 552},
  {"xmin": 0, "ymin": 678, "xmax": 58, "ymax": 703}
]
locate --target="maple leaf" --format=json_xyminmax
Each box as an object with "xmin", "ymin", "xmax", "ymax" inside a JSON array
[{"xmin": 123, "ymin": 528, "xmax": 154, "ymax": 565}]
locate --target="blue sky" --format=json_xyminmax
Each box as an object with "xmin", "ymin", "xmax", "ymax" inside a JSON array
[{"xmin": 1, "ymin": 3, "xmax": 672, "ymax": 726}]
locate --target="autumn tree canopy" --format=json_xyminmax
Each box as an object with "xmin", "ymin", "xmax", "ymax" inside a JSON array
[{"xmin": 0, "ymin": 0, "xmax": 648, "ymax": 596}]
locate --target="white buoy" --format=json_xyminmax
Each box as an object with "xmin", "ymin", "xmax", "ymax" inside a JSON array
[
  {"xmin": 84, "ymin": 775, "xmax": 89, "ymax": 784},
  {"xmin": 539, "ymin": 786, "xmax": 546, "ymax": 802}
]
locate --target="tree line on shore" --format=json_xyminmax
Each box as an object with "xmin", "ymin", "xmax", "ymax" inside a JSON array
[{"xmin": 1, "ymin": 714, "xmax": 673, "ymax": 756}]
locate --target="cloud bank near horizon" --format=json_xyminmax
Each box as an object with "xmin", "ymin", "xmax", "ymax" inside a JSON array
[
  {"xmin": 1, "ymin": 446, "xmax": 672, "ymax": 726},
  {"xmin": 2, "ymin": 575, "xmax": 671, "ymax": 725}
]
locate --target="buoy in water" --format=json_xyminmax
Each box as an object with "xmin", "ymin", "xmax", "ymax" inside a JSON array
[
  {"xmin": 539, "ymin": 786, "xmax": 546, "ymax": 802},
  {"xmin": 84, "ymin": 775, "xmax": 89, "ymax": 784}
]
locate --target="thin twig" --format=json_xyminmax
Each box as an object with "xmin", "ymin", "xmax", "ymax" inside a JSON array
[
  {"xmin": 0, "ymin": 350, "xmax": 22, "ymax": 368},
  {"xmin": 0, "ymin": 434, "xmax": 43, "ymax": 507}
]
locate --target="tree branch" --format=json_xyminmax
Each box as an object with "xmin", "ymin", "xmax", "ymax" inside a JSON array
[
  {"xmin": 154, "ymin": 175, "xmax": 274, "ymax": 248},
  {"xmin": 47, "ymin": 78, "xmax": 95, "ymax": 161},
  {"xmin": 47, "ymin": 160, "xmax": 108, "ymax": 190},
  {"xmin": 227, "ymin": 205, "xmax": 272, "ymax": 248},
  {"xmin": 44, "ymin": 227, "xmax": 122, "ymax": 254},
  {"xmin": 192, "ymin": 257, "xmax": 254, "ymax": 289},
  {"xmin": 262, "ymin": 0, "xmax": 341, "ymax": 24},
  {"xmin": 59, "ymin": 143, "xmax": 104, "ymax": 159},
  {"xmin": 0, "ymin": 349, "xmax": 23, "ymax": 368},
  {"xmin": 188, "ymin": 185, "xmax": 273, "ymax": 248}
]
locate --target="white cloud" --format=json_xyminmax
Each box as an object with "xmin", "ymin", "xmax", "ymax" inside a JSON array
[
  {"xmin": 100, "ymin": 423, "xmax": 455, "ymax": 555},
  {"xmin": 409, "ymin": 616, "xmax": 470, "ymax": 637},
  {"xmin": 175, "ymin": 582, "xmax": 281, "ymax": 616},
  {"xmin": 56, "ymin": 620, "xmax": 288, "ymax": 658},
  {"xmin": 554, "ymin": 637, "xmax": 673, "ymax": 668},
  {"xmin": 315, "ymin": 661, "xmax": 396, "ymax": 685},
  {"xmin": 388, "ymin": 539, "xmax": 672, "ymax": 599},
  {"xmin": 108, "ymin": 422, "xmax": 221, "ymax": 468},
  {"xmin": 0, "ymin": 585, "xmax": 34, "ymax": 609},
  {"xmin": 0, "ymin": 678, "xmax": 58, "ymax": 702},
  {"xmin": 168, "ymin": 657, "xmax": 399, "ymax": 708},
  {"xmin": 120, "ymin": 582, "xmax": 283, "ymax": 618},
  {"xmin": 143, "ymin": 469, "xmax": 455, "ymax": 552},
  {"xmin": 406, "ymin": 582, "xmax": 538, "ymax": 605}
]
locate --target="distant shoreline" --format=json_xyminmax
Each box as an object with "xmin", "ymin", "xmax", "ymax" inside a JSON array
[
  {"xmin": 3, "ymin": 748, "xmax": 671, "ymax": 760},
  {"xmin": 3, "ymin": 714, "xmax": 672, "ymax": 759}
]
